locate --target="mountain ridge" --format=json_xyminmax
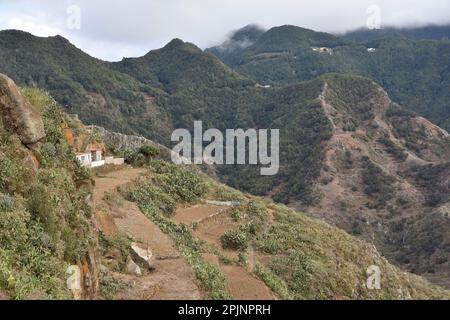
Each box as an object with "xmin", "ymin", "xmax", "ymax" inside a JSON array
[
  {"xmin": 1, "ymin": 29, "xmax": 450, "ymax": 289},
  {"xmin": 207, "ymin": 24, "xmax": 450, "ymax": 131}
]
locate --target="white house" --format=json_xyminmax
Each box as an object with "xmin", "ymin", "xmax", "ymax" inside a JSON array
[
  {"xmin": 76, "ymin": 149, "xmax": 124, "ymax": 168},
  {"xmin": 312, "ymin": 47, "xmax": 333, "ymax": 54},
  {"xmin": 76, "ymin": 152, "xmax": 92, "ymax": 167},
  {"xmin": 76, "ymin": 149, "xmax": 105, "ymax": 168}
]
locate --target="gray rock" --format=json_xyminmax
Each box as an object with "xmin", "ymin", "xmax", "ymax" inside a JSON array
[
  {"xmin": 130, "ymin": 242, "xmax": 155, "ymax": 270},
  {"xmin": 89, "ymin": 125, "xmax": 166, "ymax": 153},
  {"xmin": 125, "ymin": 256, "xmax": 142, "ymax": 276},
  {"xmin": 0, "ymin": 74, "xmax": 45, "ymax": 145}
]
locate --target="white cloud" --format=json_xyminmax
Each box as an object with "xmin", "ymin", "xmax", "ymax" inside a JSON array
[
  {"xmin": 7, "ymin": 17, "xmax": 64, "ymax": 37},
  {"xmin": 0, "ymin": 0, "xmax": 449, "ymax": 61}
]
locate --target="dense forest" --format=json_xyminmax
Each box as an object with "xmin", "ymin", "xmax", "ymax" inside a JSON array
[{"xmin": 207, "ymin": 25, "xmax": 450, "ymax": 131}]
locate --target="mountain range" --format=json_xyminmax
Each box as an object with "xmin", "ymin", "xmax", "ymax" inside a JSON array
[
  {"xmin": 0, "ymin": 25, "xmax": 450, "ymax": 289},
  {"xmin": 0, "ymin": 73, "xmax": 448, "ymax": 299},
  {"xmin": 207, "ymin": 24, "xmax": 450, "ymax": 131}
]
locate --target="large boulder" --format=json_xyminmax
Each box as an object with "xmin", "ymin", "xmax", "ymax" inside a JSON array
[
  {"xmin": 0, "ymin": 73, "xmax": 45, "ymax": 145},
  {"xmin": 130, "ymin": 242, "xmax": 155, "ymax": 270},
  {"xmin": 125, "ymin": 256, "xmax": 142, "ymax": 276}
]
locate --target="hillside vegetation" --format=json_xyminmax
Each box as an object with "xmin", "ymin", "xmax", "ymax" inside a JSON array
[
  {"xmin": 207, "ymin": 25, "xmax": 450, "ymax": 131},
  {"xmin": 1, "ymin": 30, "xmax": 450, "ymax": 289},
  {"xmin": 343, "ymin": 25, "xmax": 450, "ymax": 43},
  {"xmin": 122, "ymin": 160, "xmax": 450, "ymax": 299},
  {"xmin": 0, "ymin": 73, "xmax": 448, "ymax": 299},
  {"xmin": 0, "ymin": 81, "xmax": 96, "ymax": 299}
]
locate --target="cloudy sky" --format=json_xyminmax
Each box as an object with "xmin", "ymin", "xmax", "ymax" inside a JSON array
[{"xmin": 1, "ymin": 0, "xmax": 449, "ymax": 61}]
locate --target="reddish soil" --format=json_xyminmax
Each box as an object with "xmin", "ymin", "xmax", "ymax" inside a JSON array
[
  {"xmin": 172, "ymin": 204, "xmax": 226, "ymax": 225},
  {"xmin": 92, "ymin": 167, "xmax": 202, "ymax": 300},
  {"xmin": 173, "ymin": 205, "xmax": 276, "ymax": 300},
  {"xmin": 93, "ymin": 167, "xmax": 275, "ymax": 300},
  {"xmin": 220, "ymin": 264, "xmax": 275, "ymax": 300}
]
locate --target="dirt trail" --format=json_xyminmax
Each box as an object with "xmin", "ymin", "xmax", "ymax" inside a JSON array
[
  {"xmin": 92, "ymin": 167, "xmax": 202, "ymax": 300},
  {"xmin": 173, "ymin": 205, "xmax": 276, "ymax": 300}
]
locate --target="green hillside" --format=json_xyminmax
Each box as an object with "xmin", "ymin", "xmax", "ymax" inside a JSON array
[
  {"xmin": 123, "ymin": 160, "xmax": 450, "ymax": 299},
  {"xmin": 0, "ymin": 30, "xmax": 169, "ymax": 140},
  {"xmin": 343, "ymin": 25, "xmax": 450, "ymax": 43},
  {"xmin": 207, "ymin": 25, "xmax": 450, "ymax": 131},
  {"xmin": 0, "ymin": 82, "xmax": 95, "ymax": 299},
  {"xmin": 1, "ymin": 30, "xmax": 450, "ymax": 289}
]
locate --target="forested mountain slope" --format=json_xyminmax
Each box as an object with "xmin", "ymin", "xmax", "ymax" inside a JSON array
[
  {"xmin": 207, "ymin": 25, "xmax": 450, "ymax": 131},
  {"xmin": 1, "ymin": 30, "xmax": 450, "ymax": 289},
  {"xmin": 343, "ymin": 25, "xmax": 450, "ymax": 42}
]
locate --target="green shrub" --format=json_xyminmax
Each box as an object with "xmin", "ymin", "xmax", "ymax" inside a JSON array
[
  {"xmin": 254, "ymin": 263, "xmax": 292, "ymax": 300},
  {"xmin": 0, "ymin": 155, "xmax": 30, "ymax": 194},
  {"xmin": 220, "ymin": 225, "xmax": 251, "ymax": 250},
  {"xmin": 0, "ymin": 199, "xmax": 29, "ymax": 251},
  {"xmin": 215, "ymin": 185, "xmax": 244, "ymax": 201},
  {"xmin": 152, "ymin": 160, "xmax": 207, "ymax": 203},
  {"xmin": 361, "ymin": 157, "xmax": 395, "ymax": 207},
  {"xmin": 243, "ymin": 200, "xmax": 268, "ymax": 232},
  {"xmin": 99, "ymin": 233, "xmax": 132, "ymax": 269},
  {"xmin": 230, "ymin": 207, "xmax": 243, "ymax": 222},
  {"xmin": 139, "ymin": 144, "xmax": 160, "ymax": 158},
  {"xmin": 120, "ymin": 145, "xmax": 161, "ymax": 166},
  {"xmin": 269, "ymin": 250, "xmax": 316, "ymax": 299},
  {"xmin": 237, "ymin": 252, "xmax": 248, "ymax": 266},
  {"xmin": 26, "ymin": 184, "xmax": 60, "ymax": 242},
  {"xmin": 126, "ymin": 180, "xmax": 230, "ymax": 299},
  {"xmin": 378, "ymin": 136, "xmax": 408, "ymax": 161},
  {"xmin": 0, "ymin": 193, "xmax": 13, "ymax": 211},
  {"xmin": 0, "ymin": 87, "xmax": 93, "ymax": 299},
  {"xmin": 246, "ymin": 200, "xmax": 268, "ymax": 221},
  {"xmin": 0, "ymin": 200, "xmax": 70, "ymax": 299},
  {"xmin": 128, "ymin": 183, "xmax": 176, "ymax": 216}
]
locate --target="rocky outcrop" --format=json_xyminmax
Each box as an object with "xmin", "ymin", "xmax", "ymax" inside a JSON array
[
  {"xmin": 89, "ymin": 125, "xmax": 165, "ymax": 152},
  {"xmin": 125, "ymin": 256, "xmax": 142, "ymax": 276},
  {"xmin": 0, "ymin": 74, "xmax": 45, "ymax": 145},
  {"xmin": 130, "ymin": 242, "xmax": 155, "ymax": 270},
  {"xmin": 305, "ymin": 78, "xmax": 450, "ymax": 289}
]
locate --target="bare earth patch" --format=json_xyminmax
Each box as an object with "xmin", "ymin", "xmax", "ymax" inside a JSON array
[
  {"xmin": 173, "ymin": 205, "xmax": 276, "ymax": 300},
  {"xmin": 92, "ymin": 167, "xmax": 202, "ymax": 300}
]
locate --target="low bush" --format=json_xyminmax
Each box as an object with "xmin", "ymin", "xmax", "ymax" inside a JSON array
[
  {"xmin": 125, "ymin": 163, "xmax": 230, "ymax": 299},
  {"xmin": 220, "ymin": 224, "xmax": 251, "ymax": 251},
  {"xmin": 128, "ymin": 183, "xmax": 176, "ymax": 216},
  {"xmin": 215, "ymin": 185, "xmax": 244, "ymax": 201},
  {"xmin": 361, "ymin": 157, "xmax": 395, "ymax": 207},
  {"xmin": 152, "ymin": 160, "xmax": 207, "ymax": 203}
]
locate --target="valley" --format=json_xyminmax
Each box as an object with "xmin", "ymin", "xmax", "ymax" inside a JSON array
[{"xmin": 1, "ymin": 20, "xmax": 450, "ymax": 300}]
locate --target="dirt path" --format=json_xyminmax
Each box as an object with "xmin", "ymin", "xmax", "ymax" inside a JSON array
[
  {"xmin": 173, "ymin": 205, "xmax": 276, "ymax": 300},
  {"xmin": 92, "ymin": 167, "xmax": 202, "ymax": 300},
  {"xmin": 92, "ymin": 167, "xmax": 144, "ymax": 204}
]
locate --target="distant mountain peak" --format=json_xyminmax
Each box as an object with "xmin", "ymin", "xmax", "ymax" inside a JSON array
[
  {"xmin": 158, "ymin": 38, "xmax": 202, "ymax": 54},
  {"xmin": 0, "ymin": 29, "xmax": 68, "ymax": 43},
  {"xmin": 165, "ymin": 38, "xmax": 186, "ymax": 47},
  {"xmin": 229, "ymin": 24, "xmax": 265, "ymax": 42}
]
